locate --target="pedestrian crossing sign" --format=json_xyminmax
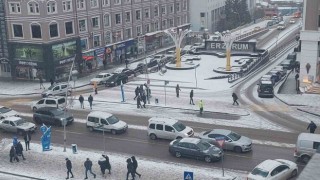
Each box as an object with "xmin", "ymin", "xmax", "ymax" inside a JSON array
[{"xmin": 184, "ymin": 171, "xmax": 193, "ymax": 180}]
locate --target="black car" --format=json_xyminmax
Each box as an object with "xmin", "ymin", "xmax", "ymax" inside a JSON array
[
  {"xmin": 105, "ymin": 73, "xmax": 128, "ymax": 87},
  {"xmin": 134, "ymin": 63, "xmax": 147, "ymax": 74},
  {"xmin": 147, "ymin": 59, "xmax": 158, "ymax": 68},
  {"xmin": 257, "ymin": 80, "xmax": 274, "ymax": 98},
  {"xmin": 121, "ymin": 68, "xmax": 136, "ymax": 77},
  {"xmin": 33, "ymin": 107, "xmax": 74, "ymax": 126}
]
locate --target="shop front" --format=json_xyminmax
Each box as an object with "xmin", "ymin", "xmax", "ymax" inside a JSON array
[
  {"xmin": 0, "ymin": 58, "xmax": 11, "ymax": 78},
  {"xmin": 145, "ymin": 31, "xmax": 162, "ymax": 52},
  {"xmin": 113, "ymin": 39, "xmax": 136, "ymax": 63}
]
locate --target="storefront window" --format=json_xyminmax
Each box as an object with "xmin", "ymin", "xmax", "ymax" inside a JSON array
[
  {"xmin": 55, "ymin": 63, "xmax": 72, "ymax": 80},
  {"xmin": 15, "ymin": 66, "xmax": 44, "ymax": 80}
]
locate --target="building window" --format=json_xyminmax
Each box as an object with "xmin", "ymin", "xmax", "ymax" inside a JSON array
[
  {"xmin": 115, "ymin": 13, "xmax": 122, "ymax": 24},
  {"xmin": 177, "ymin": 16, "xmax": 181, "ymax": 26},
  {"xmin": 92, "ymin": 17, "xmax": 100, "ymax": 28},
  {"xmin": 13, "ymin": 24, "xmax": 23, "ymax": 38},
  {"xmin": 104, "ymin": 31, "xmax": 111, "ymax": 44},
  {"xmin": 9, "ymin": 3, "xmax": 21, "ymax": 13},
  {"xmin": 65, "ymin": 21, "xmax": 73, "ymax": 35},
  {"xmin": 93, "ymin": 35, "xmax": 101, "ymax": 47},
  {"xmin": 176, "ymin": 2, "xmax": 180, "ymax": 12},
  {"xmin": 47, "ymin": 1, "xmax": 57, "ymax": 14},
  {"xmin": 124, "ymin": 0, "xmax": 131, "ymax": 3},
  {"xmin": 154, "ymin": 5, "xmax": 159, "ymax": 17},
  {"xmin": 136, "ymin": 10, "xmax": 141, "ymax": 20},
  {"xmin": 184, "ymin": 14, "xmax": 188, "ymax": 23},
  {"xmin": 79, "ymin": 19, "xmax": 87, "ymax": 32},
  {"xmin": 77, "ymin": 0, "xmax": 85, "ymax": 9},
  {"xmin": 114, "ymin": 0, "xmax": 121, "ymax": 5},
  {"xmin": 31, "ymin": 24, "xmax": 42, "ymax": 39},
  {"xmin": 182, "ymin": 0, "xmax": 187, "ymax": 10},
  {"xmin": 125, "ymin": 12, "xmax": 131, "ymax": 22},
  {"xmin": 113, "ymin": 31, "xmax": 122, "ymax": 42},
  {"xmin": 90, "ymin": 0, "xmax": 98, "ymax": 8},
  {"xmin": 49, "ymin": 23, "xmax": 59, "ymax": 38},
  {"xmin": 81, "ymin": 38, "xmax": 88, "ymax": 50},
  {"xmin": 125, "ymin": 28, "xmax": 132, "ymax": 38},
  {"xmin": 62, "ymin": 0, "xmax": 72, "ymax": 12},
  {"xmin": 154, "ymin": 21, "xmax": 159, "ymax": 31},
  {"xmin": 162, "ymin": 20, "xmax": 166, "ymax": 29},
  {"xmin": 28, "ymin": 2, "xmax": 39, "ymax": 14},
  {"xmin": 169, "ymin": 4, "xmax": 174, "ymax": 14},
  {"xmin": 144, "ymin": 24, "xmax": 150, "ymax": 33},
  {"xmin": 104, "ymin": 14, "xmax": 110, "ymax": 27},
  {"xmin": 144, "ymin": 8, "xmax": 150, "ymax": 19},
  {"xmin": 102, "ymin": 0, "xmax": 110, "ymax": 6},
  {"xmin": 161, "ymin": 6, "xmax": 166, "ymax": 15},
  {"xmin": 136, "ymin": 26, "xmax": 142, "ymax": 36},
  {"xmin": 169, "ymin": 18, "xmax": 174, "ymax": 27}
]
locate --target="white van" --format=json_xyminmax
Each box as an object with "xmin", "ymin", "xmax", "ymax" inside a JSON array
[
  {"xmin": 31, "ymin": 97, "xmax": 66, "ymax": 112},
  {"xmin": 147, "ymin": 117, "xmax": 194, "ymax": 140},
  {"xmin": 86, "ymin": 111, "xmax": 128, "ymax": 134},
  {"xmin": 294, "ymin": 133, "xmax": 320, "ymax": 163}
]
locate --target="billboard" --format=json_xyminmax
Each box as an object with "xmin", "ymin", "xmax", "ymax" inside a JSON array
[
  {"xmin": 206, "ymin": 41, "xmax": 256, "ymax": 52},
  {"xmin": 52, "ymin": 41, "xmax": 77, "ymax": 61},
  {"xmin": 14, "ymin": 45, "xmax": 43, "ymax": 61}
]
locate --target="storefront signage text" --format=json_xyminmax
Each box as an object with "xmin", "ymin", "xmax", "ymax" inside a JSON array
[
  {"xmin": 59, "ymin": 57, "xmax": 74, "ymax": 65},
  {"xmin": 206, "ymin": 41, "xmax": 256, "ymax": 52},
  {"xmin": 18, "ymin": 61, "xmax": 38, "ymax": 66}
]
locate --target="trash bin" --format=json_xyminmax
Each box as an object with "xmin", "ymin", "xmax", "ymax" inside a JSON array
[
  {"xmin": 155, "ymin": 98, "xmax": 159, "ymax": 104},
  {"xmin": 72, "ymin": 144, "xmax": 78, "ymax": 154}
]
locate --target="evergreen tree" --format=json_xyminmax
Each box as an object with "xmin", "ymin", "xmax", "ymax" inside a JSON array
[{"xmin": 240, "ymin": 0, "xmax": 252, "ymax": 24}]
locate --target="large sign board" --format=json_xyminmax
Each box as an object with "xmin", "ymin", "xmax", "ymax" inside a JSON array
[{"xmin": 206, "ymin": 41, "xmax": 256, "ymax": 52}]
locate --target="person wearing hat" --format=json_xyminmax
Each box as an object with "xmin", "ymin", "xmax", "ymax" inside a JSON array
[{"xmin": 65, "ymin": 158, "xmax": 74, "ymax": 179}]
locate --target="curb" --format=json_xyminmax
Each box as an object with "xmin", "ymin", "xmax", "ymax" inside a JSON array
[
  {"xmin": 297, "ymin": 108, "xmax": 320, "ymax": 117},
  {"xmin": 0, "ymin": 170, "xmax": 46, "ymax": 180}
]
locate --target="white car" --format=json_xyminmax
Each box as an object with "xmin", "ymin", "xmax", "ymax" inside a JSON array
[
  {"xmin": 31, "ymin": 97, "xmax": 66, "ymax": 112},
  {"xmin": 289, "ymin": 19, "xmax": 295, "ymax": 24},
  {"xmin": 90, "ymin": 73, "xmax": 112, "ymax": 85},
  {"xmin": 0, "ymin": 117, "xmax": 37, "ymax": 135},
  {"xmin": 247, "ymin": 159, "xmax": 298, "ymax": 180},
  {"xmin": 0, "ymin": 106, "xmax": 19, "ymax": 119},
  {"xmin": 42, "ymin": 82, "xmax": 72, "ymax": 97}
]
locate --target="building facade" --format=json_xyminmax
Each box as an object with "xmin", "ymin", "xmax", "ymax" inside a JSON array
[
  {"xmin": 3, "ymin": 0, "xmax": 189, "ymax": 80},
  {"xmin": 299, "ymin": 0, "xmax": 320, "ymax": 87},
  {"xmin": 0, "ymin": 0, "xmax": 10, "ymax": 78}
]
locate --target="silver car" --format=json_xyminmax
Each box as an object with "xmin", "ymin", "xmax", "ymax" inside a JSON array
[
  {"xmin": 0, "ymin": 117, "xmax": 37, "ymax": 135},
  {"xmin": 198, "ymin": 129, "xmax": 252, "ymax": 153}
]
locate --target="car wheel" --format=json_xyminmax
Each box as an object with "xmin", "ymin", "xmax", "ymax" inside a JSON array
[
  {"xmin": 204, "ymin": 156, "xmax": 212, "ymax": 163},
  {"xmin": 88, "ymin": 126, "xmax": 94, "ymax": 132},
  {"xmin": 32, "ymin": 107, "xmax": 37, "ymax": 112},
  {"xmin": 111, "ymin": 129, "xmax": 117, "ymax": 135},
  {"xmin": 291, "ymin": 169, "xmax": 298, "ymax": 177},
  {"xmin": 234, "ymin": 146, "xmax": 242, "ymax": 153},
  {"xmin": 301, "ymin": 155, "xmax": 310, "ymax": 163},
  {"xmin": 175, "ymin": 151, "xmax": 182, "ymax": 158},
  {"xmin": 149, "ymin": 133, "xmax": 157, "ymax": 140}
]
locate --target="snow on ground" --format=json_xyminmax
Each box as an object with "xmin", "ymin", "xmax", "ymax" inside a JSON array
[{"xmin": 0, "ymin": 139, "xmax": 247, "ymax": 180}]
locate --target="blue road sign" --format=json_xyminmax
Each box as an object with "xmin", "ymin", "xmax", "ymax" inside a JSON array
[{"xmin": 184, "ymin": 171, "xmax": 193, "ymax": 180}]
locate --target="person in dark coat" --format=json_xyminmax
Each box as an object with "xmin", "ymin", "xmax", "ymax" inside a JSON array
[
  {"xmin": 131, "ymin": 156, "xmax": 141, "ymax": 178},
  {"xmin": 88, "ymin": 95, "xmax": 93, "ymax": 110},
  {"xmin": 102, "ymin": 155, "xmax": 111, "ymax": 174},
  {"xmin": 176, "ymin": 84, "xmax": 181, "ymax": 98},
  {"xmin": 232, "ymin": 92, "xmax": 239, "ymax": 105},
  {"xmin": 98, "ymin": 157, "xmax": 107, "ymax": 177},
  {"xmin": 141, "ymin": 94, "xmax": 146, "ymax": 108},
  {"xmin": 50, "ymin": 78, "xmax": 54, "ymax": 86},
  {"xmin": 65, "ymin": 158, "xmax": 74, "ymax": 179},
  {"xmin": 79, "ymin": 95, "xmax": 84, "ymax": 109},
  {"xmin": 16, "ymin": 141, "xmax": 25, "ymax": 160},
  {"xmin": 307, "ymin": 121, "xmax": 317, "ymax": 133},
  {"xmin": 134, "ymin": 86, "xmax": 139, "ymax": 100},
  {"xmin": 24, "ymin": 131, "xmax": 31, "ymax": 151},
  {"xmin": 10, "ymin": 146, "xmax": 19, "ymax": 163},
  {"xmin": 189, "ymin": 90, "xmax": 195, "ymax": 105},
  {"xmin": 139, "ymin": 85, "xmax": 144, "ymax": 96},
  {"xmin": 136, "ymin": 95, "xmax": 142, "ymax": 108},
  {"xmin": 39, "ymin": 76, "xmax": 45, "ymax": 89},
  {"xmin": 126, "ymin": 158, "xmax": 135, "ymax": 180},
  {"xmin": 84, "ymin": 158, "xmax": 96, "ymax": 179}
]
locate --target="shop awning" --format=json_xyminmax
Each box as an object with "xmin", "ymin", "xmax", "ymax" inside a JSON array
[{"xmin": 83, "ymin": 55, "xmax": 94, "ymax": 61}]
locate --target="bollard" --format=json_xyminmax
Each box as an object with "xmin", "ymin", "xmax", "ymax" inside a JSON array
[{"xmin": 72, "ymin": 144, "xmax": 78, "ymax": 154}]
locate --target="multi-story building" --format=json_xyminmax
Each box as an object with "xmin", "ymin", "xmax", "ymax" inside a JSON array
[
  {"xmin": 299, "ymin": 0, "xmax": 320, "ymax": 88},
  {"xmin": 0, "ymin": 0, "xmax": 10, "ymax": 78},
  {"xmin": 4, "ymin": 0, "xmax": 189, "ymax": 80}
]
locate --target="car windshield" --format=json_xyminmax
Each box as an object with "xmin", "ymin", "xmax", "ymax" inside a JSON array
[
  {"xmin": 251, "ymin": 168, "xmax": 269, "ymax": 177},
  {"xmin": 50, "ymin": 109, "xmax": 64, "ymax": 116},
  {"xmin": 227, "ymin": 132, "xmax": 241, "ymax": 141},
  {"xmin": 0, "ymin": 107, "xmax": 11, "ymax": 113},
  {"xmin": 15, "ymin": 119, "xmax": 26, "ymax": 126},
  {"xmin": 96, "ymin": 75, "xmax": 104, "ymax": 78},
  {"xmin": 197, "ymin": 141, "xmax": 211, "ymax": 151},
  {"xmin": 108, "ymin": 75, "xmax": 118, "ymax": 81},
  {"xmin": 107, "ymin": 115, "xmax": 119, "ymax": 124},
  {"xmin": 172, "ymin": 122, "xmax": 186, "ymax": 132},
  {"xmin": 48, "ymin": 85, "xmax": 54, "ymax": 90}
]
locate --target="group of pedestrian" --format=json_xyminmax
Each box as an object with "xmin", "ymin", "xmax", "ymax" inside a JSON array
[
  {"xmin": 78, "ymin": 95, "xmax": 93, "ymax": 110},
  {"xmin": 126, "ymin": 156, "xmax": 141, "ymax": 180},
  {"xmin": 135, "ymin": 84, "xmax": 150, "ymax": 109},
  {"xmin": 9, "ymin": 132, "xmax": 31, "ymax": 163}
]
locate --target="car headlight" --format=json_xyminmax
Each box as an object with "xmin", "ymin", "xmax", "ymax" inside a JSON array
[{"xmin": 111, "ymin": 82, "xmax": 114, "ymax": 84}]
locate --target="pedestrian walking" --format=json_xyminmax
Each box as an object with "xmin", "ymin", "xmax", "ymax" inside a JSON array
[
  {"xmin": 16, "ymin": 141, "xmax": 25, "ymax": 160},
  {"xmin": 134, "ymin": 86, "xmax": 139, "ymax": 100},
  {"xmin": 103, "ymin": 155, "xmax": 111, "ymax": 174},
  {"xmin": 125, "ymin": 59, "xmax": 129, "ymax": 68},
  {"xmin": 198, "ymin": 100, "xmax": 204, "ymax": 116},
  {"xmin": 139, "ymin": 85, "xmax": 144, "ymax": 96},
  {"xmin": 136, "ymin": 95, "xmax": 142, "ymax": 108},
  {"xmin": 141, "ymin": 94, "xmax": 146, "ymax": 108},
  {"xmin": 84, "ymin": 158, "xmax": 96, "ymax": 179},
  {"xmin": 88, "ymin": 95, "xmax": 93, "ymax": 110},
  {"xmin": 98, "ymin": 155, "xmax": 111, "ymax": 177},
  {"xmin": 189, "ymin": 90, "xmax": 195, "ymax": 105},
  {"xmin": 295, "ymin": 73, "xmax": 300, "ymax": 92},
  {"xmin": 23, "ymin": 131, "xmax": 31, "ymax": 151},
  {"xmin": 39, "ymin": 76, "xmax": 45, "ymax": 89},
  {"xmin": 65, "ymin": 158, "xmax": 74, "ymax": 179},
  {"xmin": 9, "ymin": 146, "xmax": 19, "ymax": 163},
  {"xmin": 126, "ymin": 158, "xmax": 135, "ymax": 180},
  {"xmin": 232, "ymin": 92, "xmax": 239, "ymax": 105},
  {"xmin": 50, "ymin": 78, "xmax": 54, "ymax": 86},
  {"xmin": 93, "ymin": 82, "xmax": 98, "ymax": 95},
  {"xmin": 307, "ymin": 121, "xmax": 317, "ymax": 133},
  {"xmin": 176, "ymin": 84, "xmax": 181, "ymax": 98},
  {"xmin": 79, "ymin": 95, "xmax": 84, "ymax": 109},
  {"xmin": 131, "ymin": 156, "xmax": 141, "ymax": 178}
]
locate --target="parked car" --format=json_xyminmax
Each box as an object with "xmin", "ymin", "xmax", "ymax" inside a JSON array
[
  {"xmin": 133, "ymin": 63, "xmax": 147, "ymax": 74},
  {"xmin": 286, "ymin": 52, "xmax": 297, "ymax": 62},
  {"xmin": 0, "ymin": 106, "xmax": 19, "ymax": 119},
  {"xmin": 273, "ymin": 66, "xmax": 287, "ymax": 77},
  {"xmin": 148, "ymin": 117, "xmax": 194, "ymax": 140},
  {"xmin": 33, "ymin": 107, "xmax": 74, "ymax": 126},
  {"xmin": 147, "ymin": 58, "xmax": 159, "ymax": 68},
  {"xmin": 41, "ymin": 82, "xmax": 72, "ymax": 97},
  {"xmin": 198, "ymin": 129, "xmax": 252, "ymax": 153},
  {"xmin": 289, "ymin": 19, "xmax": 296, "ymax": 24},
  {"xmin": 153, "ymin": 54, "xmax": 167, "ymax": 64},
  {"xmin": 114, "ymin": 68, "xmax": 135, "ymax": 77},
  {"xmin": 294, "ymin": 133, "xmax": 320, "ymax": 163},
  {"xmin": 257, "ymin": 80, "xmax": 274, "ymax": 98},
  {"xmin": 280, "ymin": 60, "xmax": 292, "ymax": 70},
  {"xmin": 105, "ymin": 73, "xmax": 128, "ymax": 87},
  {"xmin": 90, "ymin": 73, "xmax": 112, "ymax": 85},
  {"xmin": 86, "ymin": 111, "xmax": 128, "ymax": 134},
  {"xmin": 247, "ymin": 159, "xmax": 298, "ymax": 180},
  {"xmin": 0, "ymin": 117, "xmax": 37, "ymax": 135},
  {"xmin": 31, "ymin": 96, "xmax": 66, "ymax": 112},
  {"xmin": 169, "ymin": 138, "xmax": 223, "ymax": 163},
  {"xmin": 266, "ymin": 71, "xmax": 281, "ymax": 82},
  {"xmin": 277, "ymin": 21, "xmax": 286, "ymax": 30}
]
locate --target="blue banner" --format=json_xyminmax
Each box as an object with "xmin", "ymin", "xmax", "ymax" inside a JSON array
[{"xmin": 40, "ymin": 124, "xmax": 52, "ymax": 151}]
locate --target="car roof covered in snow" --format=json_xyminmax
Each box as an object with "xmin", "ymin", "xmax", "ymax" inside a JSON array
[
  {"xmin": 148, "ymin": 117, "xmax": 178, "ymax": 125},
  {"xmin": 254, "ymin": 159, "xmax": 282, "ymax": 172},
  {"xmin": 179, "ymin": 138, "xmax": 201, "ymax": 144},
  {"xmin": 87, "ymin": 111, "xmax": 113, "ymax": 118}
]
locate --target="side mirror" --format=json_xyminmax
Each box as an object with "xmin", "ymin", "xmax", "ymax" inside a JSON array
[{"xmin": 171, "ymin": 130, "xmax": 175, "ymax": 133}]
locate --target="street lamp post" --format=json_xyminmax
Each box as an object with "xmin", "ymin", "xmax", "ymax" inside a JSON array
[
  {"xmin": 220, "ymin": 31, "xmax": 237, "ymax": 71},
  {"xmin": 164, "ymin": 28, "xmax": 191, "ymax": 67},
  {"xmin": 138, "ymin": 34, "xmax": 150, "ymax": 104}
]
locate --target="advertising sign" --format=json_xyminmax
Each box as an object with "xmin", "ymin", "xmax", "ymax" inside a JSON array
[
  {"xmin": 206, "ymin": 41, "xmax": 256, "ymax": 52},
  {"xmin": 52, "ymin": 41, "xmax": 77, "ymax": 61},
  {"xmin": 40, "ymin": 124, "xmax": 52, "ymax": 151},
  {"xmin": 14, "ymin": 45, "xmax": 43, "ymax": 61}
]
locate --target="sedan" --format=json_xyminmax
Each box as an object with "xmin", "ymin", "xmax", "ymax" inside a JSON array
[
  {"xmin": 33, "ymin": 107, "xmax": 74, "ymax": 126},
  {"xmin": 169, "ymin": 138, "xmax": 223, "ymax": 163},
  {"xmin": 133, "ymin": 63, "xmax": 147, "ymax": 74},
  {"xmin": 90, "ymin": 73, "xmax": 112, "ymax": 85},
  {"xmin": 198, "ymin": 129, "xmax": 252, "ymax": 153},
  {"xmin": 0, "ymin": 116, "xmax": 37, "ymax": 135},
  {"xmin": 248, "ymin": 159, "xmax": 298, "ymax": 180},
  {"xmin": 105, "ymin": 73, "xmax": 128, "ymax": 87},
  {"xmin": 115, "ymin": 68, "xmax": 135, "ymax": 77},
  {"xmin": 0, "ymin": 106, "xmax": 19, "ymax": 119}
]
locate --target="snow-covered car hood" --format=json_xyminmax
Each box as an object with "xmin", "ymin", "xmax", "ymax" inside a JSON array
[
  {"xmin": 180, "ymin": 126, "xmax": 194, "ymax": 137},
  {"xmin": 18, "ymin": 122, "xmax": 36, "ymax": 130},
  {"xmin": 234, "ymin": 136, "xmax": 252, "ymax": 146},
  {"xmin": 203, "ymin": 146, "xmax": 222, "ymax": 157},
  {"xmin": 0, "ymin": 109, "xmax": 19, "ymax": 118},
  {"xmin": 112, "ymin": 120, "xmax": 127, "ymax": 130}
]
